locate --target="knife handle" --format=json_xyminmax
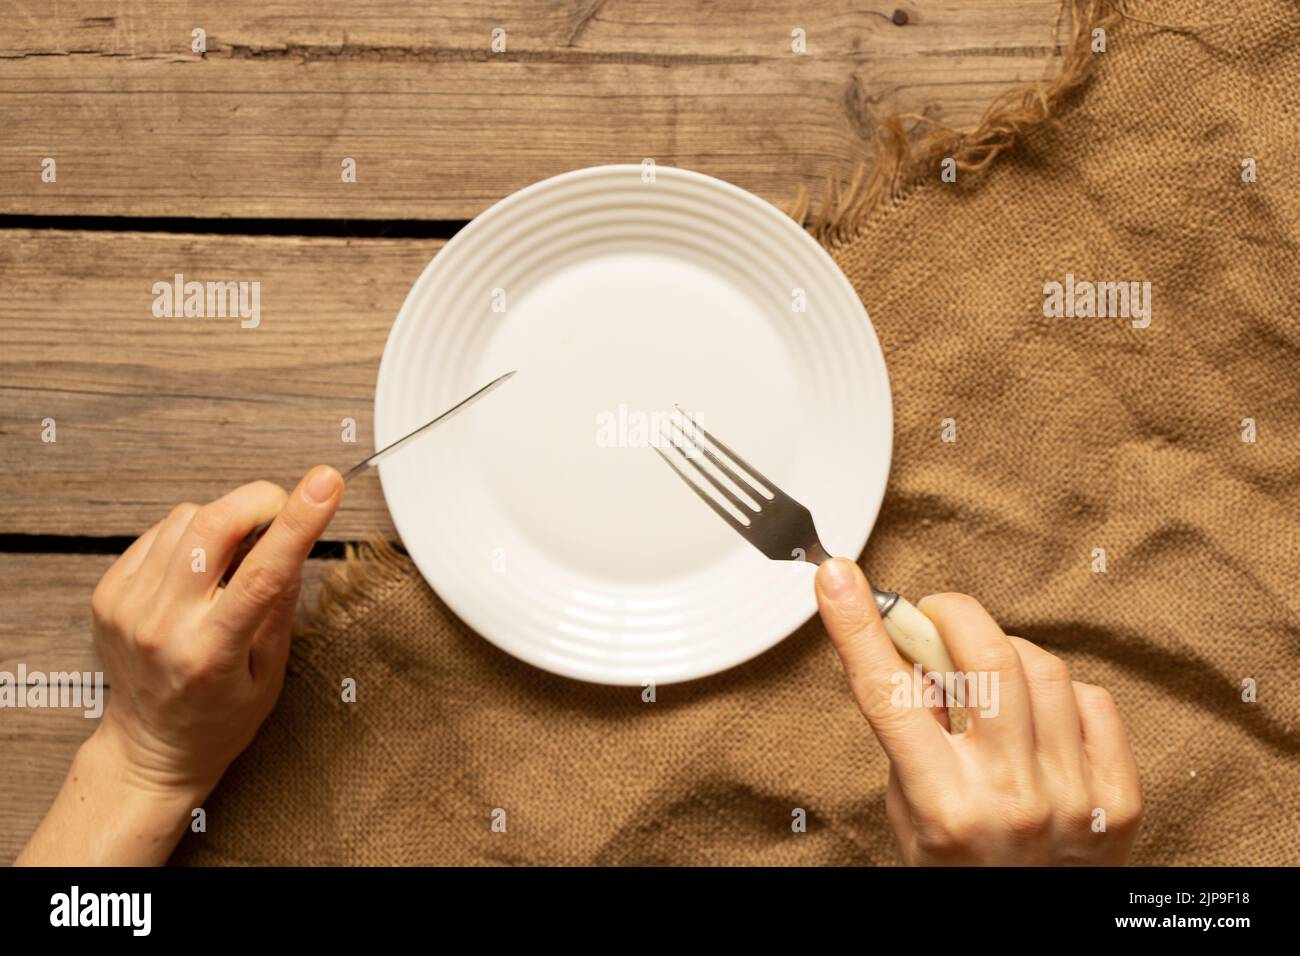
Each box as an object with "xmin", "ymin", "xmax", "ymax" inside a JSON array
[
  {"xmin": 880, "ymin": 595, "xmax": 957, "ymax": 677},
  {"xmin": 220, "ymin": 518, "xmax": 273, "ymax": 586}
]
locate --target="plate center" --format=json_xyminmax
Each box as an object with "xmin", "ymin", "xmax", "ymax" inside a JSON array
[{"xmin": 473, "ymin": 250, "xmax": 801, "ymax": 582}]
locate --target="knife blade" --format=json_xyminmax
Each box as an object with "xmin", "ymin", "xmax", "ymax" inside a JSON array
[
  {"xmin": 220, "ymin": 369, "xmax": 517, "ymax": 584},
  {"xmin": 343, "ymin": 369, "xmax": 516, "ymax": 480}
]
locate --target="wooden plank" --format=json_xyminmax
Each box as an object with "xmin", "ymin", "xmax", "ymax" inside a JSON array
[
  {"xmin": 0, "ymin": 553, "xmax": 109, "ymax": 675},
  {"xmin": 1, "ymin": 1, "xmax": 1064, "ymax": 56},
  {"xmin": 0, "ymin": 554, "xmax": 339, "ymax": 864},
  {"xmin": 0, "ymin": 230, "xmax": 441, "ymax": 536},
  {"xmin": 0, "ymin": 1, "xmax": 1062, "ymax": 220},
  {"xmin": 0, "ymin": 553, "xmax": 339, "ymax": 676}
]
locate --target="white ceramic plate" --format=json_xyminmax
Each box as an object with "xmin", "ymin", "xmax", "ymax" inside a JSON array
[{"xmin": 374, "ymin": 165, "xmax": 892, "ymax": 685}]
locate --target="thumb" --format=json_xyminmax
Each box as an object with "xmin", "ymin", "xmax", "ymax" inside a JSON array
[
  {"xmin": 815, "ymin": 558, "xmax": 903, "ymax": 687},
  {"xmin": 815, "ymin": 558, "xmax": 951, "ymax": 784},
  {"xmin": 215, "ymin": 465, "xmax": 343, "ymax": 638}
]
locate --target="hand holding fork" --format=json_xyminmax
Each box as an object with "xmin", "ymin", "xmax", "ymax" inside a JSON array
[{"xmin": 653, "ymin": 409, "xmax": 956, "ymax": 676}]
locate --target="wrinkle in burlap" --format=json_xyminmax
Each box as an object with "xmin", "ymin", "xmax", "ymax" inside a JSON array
[{"xmin": 174, "ymin": 0, "xmax": 1300, "ymax": 866}]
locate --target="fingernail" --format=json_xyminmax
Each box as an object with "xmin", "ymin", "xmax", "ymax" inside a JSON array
[
  {"xmin": 817, "ymin": 558, "xmax": 861, "ymax": 599},
  {"xmin": 304, "ymin": 466, "xmax": 341, "ymax": 503}
]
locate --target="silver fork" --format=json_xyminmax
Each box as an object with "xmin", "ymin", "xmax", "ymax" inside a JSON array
[{"xmin": 653, "ymin": 408, "xmax": 955, "ymax": 676}]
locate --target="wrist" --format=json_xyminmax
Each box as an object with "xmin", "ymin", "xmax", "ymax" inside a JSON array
[
  {"xmin": 17, "ymin": 726, "xmax": 214, "ymax": 866},
  {"xmin": 84, "ymin": 718, "xmax": 220, "ymax": 808},
  {"xmin": 63, "ymin": 730, "xmax": 209, "ymax": 865}
]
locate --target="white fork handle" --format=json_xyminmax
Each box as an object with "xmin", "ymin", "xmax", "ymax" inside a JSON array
[{"xmin": 881, "ymin": 596, "xmax": 957, "ymax": 676}]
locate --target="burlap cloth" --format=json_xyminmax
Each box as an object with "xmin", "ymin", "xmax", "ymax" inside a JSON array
[{"xmin": 175, "ymin": 0, "xmax": 1299, "ymax": 866}]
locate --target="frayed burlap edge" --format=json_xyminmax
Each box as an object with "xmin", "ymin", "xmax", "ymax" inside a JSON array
[
  {"xmin": 296, "ymin": 537, "xmax": 412, "ymax": 642},
  {"xmin": 785, "ymin": 0, "xmax": 1122, "ymax": 249}
]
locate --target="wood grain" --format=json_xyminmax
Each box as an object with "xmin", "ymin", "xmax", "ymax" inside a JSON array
[
  {"xmin": 0, "ymin": 0, "xmax": 1062, "ymax": 219},
  {"xmin": 0, "ymin": 230, "xmax": 445, "ymax": 536},
  {"xmin": 0, "ymin": 553, "xmax": 109, "ymax": 675},
  {"xmin": 0, "ymin": 554, "xmax": 337, "ymax": 863},
  {"xmin": 1, "ymin": 0, "xmax": 1063, "ymax": 55}
]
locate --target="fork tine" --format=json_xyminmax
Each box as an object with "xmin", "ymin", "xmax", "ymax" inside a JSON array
[
  {"xmin": 666, "ymin": 422, "xmax": 761, "ymax": 513},
  {"xmin": 673, "ymin": 406, "xmax": 778, "ymax": 499},
  {"xmin": 653, "ymin": 439, "xmax": 752, "ymax": 530}
]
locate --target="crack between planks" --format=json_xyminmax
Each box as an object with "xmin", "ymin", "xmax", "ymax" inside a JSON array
[
  {"xmin": 0, "ymin": 49, "xmax": 185, "ymax": 61},
  {"xmin": 0, "ymin": 41, "xmax": 1062, "ymax": 68},
  {"xmin": 922, "ymin": 43, "xmax": 1064, "ymax": 58},
  {"xmin": 0, "ymin": 533, "xmax": 366, "ymax": 559},
  {"xmin": 0, "ymin": 214, "xmax": 468, "ymax": 240},
  {"xmin": 224, "ymin": 41, "xmax": 760, "ymax": 67},
  {"xmin": 1, "ymin": 44, "xmax": 764, "ymax": 67}
]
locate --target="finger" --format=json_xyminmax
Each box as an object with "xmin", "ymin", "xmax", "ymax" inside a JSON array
[
  {"xmin": 99, "ymin": 517, "xmax": 164, "ymax": 591},
  {"xmin": 815, "ymin": 559, "xmax": 951, "ymax": 787},
  {"xmin": 885, "ymin": 763, "xmax": 917, "ymax": 860},
  {"xmin": 925, "ymin": 672, "xmax": 952, "ymax": 732},
  {"xmin": 1073, "ymin": 681, "xmax": 1142, "ymax": 799},
  {"xmin": 129, "ymin": 502, "xmax": 201, "ymax": 595},
  {"xmin": 1007, "ymin": 636, "xmax": 1086, "ymax": 780},
  {"xmin": 164, "ymin": 481, "xmax": 289, "ymax": 600},
  {"xmin": 917, "ymin": 593, "xmax": 1033, "ymax": 757},
  {"xmin": 248, "ymin": 571, "xmax": 301, "ymax": 684},
  {"xmin": 92, "ymin": 519, "xmax": 164, "ymax": 626},
  {"xmin": 215, "ymin": 466, "xmax": 342, "ymax": 640}
]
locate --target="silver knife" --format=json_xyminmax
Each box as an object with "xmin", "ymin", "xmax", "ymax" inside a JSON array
[
  {"xmin": 221, "ymin": 370, "xmax": 516, "ymax": 583},
  {"xmin": 343, "ymin": 369, "xmax": 516, "ymax": 480}
]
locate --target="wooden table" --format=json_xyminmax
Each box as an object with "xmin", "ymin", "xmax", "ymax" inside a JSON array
[{"xmin": 0, "ymin": 0, "xmax": 1059, "ymax": 863}]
